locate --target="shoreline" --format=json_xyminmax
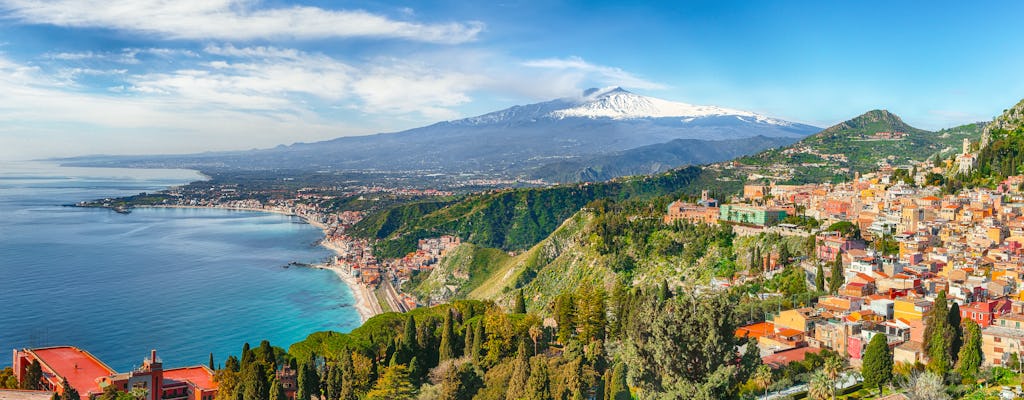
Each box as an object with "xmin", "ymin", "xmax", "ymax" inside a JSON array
[{"xmin": 133, "ymin": 204, "xmax": 383, "ymax": 323}]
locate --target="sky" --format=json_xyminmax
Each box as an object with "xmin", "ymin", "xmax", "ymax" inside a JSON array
[{"xmin": 1, "ymin": 1, "xmax": 1023, "ymax": 160}]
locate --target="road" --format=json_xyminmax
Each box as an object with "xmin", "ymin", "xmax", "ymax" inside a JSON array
[{"xmin": 380, "ymin": 276, "xmax": 409, "ymax": 313}]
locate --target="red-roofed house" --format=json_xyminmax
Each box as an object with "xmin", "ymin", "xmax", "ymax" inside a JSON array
[
  {"xmin": 962, "ymin": 299, "xmax": 1014, "ymax": 328},
  {"xmin": 13, "ymin": 348, "xmax": 217, "ymax": 400}
]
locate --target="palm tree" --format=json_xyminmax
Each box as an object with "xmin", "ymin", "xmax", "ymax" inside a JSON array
[
  {"xmin": 823, "ymin": 356, "xmax": 844, "ymax": 400},
  {"xmin": 808, "ymin": 371, "xmax": 835, "ymax": 400},
  {"xmin": 753, "ymin": 365, "xmax": 772, "ymax": 398}
]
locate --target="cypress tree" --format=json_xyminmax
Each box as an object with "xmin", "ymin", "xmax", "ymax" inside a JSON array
[
  {"xmin": 514, "ymin": 290, "xmax": 527, "ymax": 314},
  {"xmin": 472, "ymin": 321, "xmax": 485, "ymax": 362},
  {"xmin": 209, "ymin": 353, "xmax": 215, "ymax": 371},
  {"xmin": 925, "ymin": 291, "xmax": 953, "ymax": 375},
  {"xmin": 296, "ymin": 355, "xmax": 319, "ymax": 400},
  {"xmin": 259, "ymin": 340, "xmax": 276, "ymax": 370},
  {"xmin": 241, "ymin": 362, "xmax": 268, "ymax": 400},
  {"xmin": 608, "ymin": 362, "xmax": 630, "ymax": 400},
  {"xmin": 815, "ymin": 263, "xmax": 825, "ymax": 292},
  {"xmin": 861, "ymin": 333, "xmax": 893, "ymax": 395},
  {"xmin": 948, "ymin": 302, "xmax": 963, "ymax": 363},
  {"xmin": 439, "ymin": 308, "xmax": 457, "ymax": 362},
  {"xmin": 828, "ymin": 251, "xmax": 844, "ymax": 294},
  {"xmin": 956, "ymin": 320, "xmax": 983, "ymax": 381},
  {"xmin": 524, "ymin": 357, "xmax": 553, "ymax": 400},
  {"xmin": 225, "ymin": 356, "xmax": 240, "ymax": 372},
  {"xmin": 21, "ymin": 359, "xmax": 42, "ymax": 390},
  {"xmin": 241, "ymin": 343, "xmax": 253, "ymax": 367},
  {"xmin": 59, "ymin": 378, "xmax": 81, "ymax": 400},
  {"xmin": 505, "ymin": 341, "xmax": 531, "ymax": 400},
  {"xmin": 339, "ymin": 352, "xmax": 356, "ymax": 400},
  {"xmin": 464, "ymin": 320, "xmax": 475, "ymax": 356},
  {"xmin": 408, "ymin": 356, "xmax": 425, "ymax": 386}
]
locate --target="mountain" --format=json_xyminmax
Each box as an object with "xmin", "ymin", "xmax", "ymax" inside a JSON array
[
  {"xmin": 61, "ymin": 87, "xmax": 818, "ymax": 177},
  {"xmin": 734, "ymin": 110, "xmax": 982, "ymax": 183},
  {"xmin": 527, "ymin": 135, "xmax": 798, "ymax": 183}
]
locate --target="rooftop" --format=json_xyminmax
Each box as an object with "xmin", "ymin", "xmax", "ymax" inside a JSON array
[
  {"xmin": 29, "ymin": 346, "xmax": 115, "ymax": 396},
  {"xmin": 163, "ymin": 367, "xmax": 217, "ymax": 391},
  {"xmin": 0, "ymin": 389, "xmax": 54, "ymax": 400}
]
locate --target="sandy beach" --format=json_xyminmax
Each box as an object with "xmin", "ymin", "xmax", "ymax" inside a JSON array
[{"xmin": 317, "ymin": 240, "xmax": 383, "ymax": 322}]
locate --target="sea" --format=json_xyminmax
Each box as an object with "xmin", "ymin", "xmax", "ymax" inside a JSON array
[{"xmin": 0, "ymin": 161, "xmax": 361, "ymax": 371}]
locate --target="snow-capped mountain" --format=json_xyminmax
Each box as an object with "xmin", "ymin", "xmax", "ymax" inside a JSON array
[
  {"xmin": 62, "ymin": 88, "xmax": 819, "ymax": 179},
  {"xmin": 455, "ymin": 87, "xmax": 799, "ymax": 127}
]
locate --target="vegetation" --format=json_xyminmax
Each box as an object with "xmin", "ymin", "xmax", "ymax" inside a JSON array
[{"xmin": 352, "ymin": 166, "xmax": 710, "ymax": 258}]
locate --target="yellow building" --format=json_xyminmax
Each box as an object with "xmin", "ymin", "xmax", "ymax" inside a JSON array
[
  {"xmin": 893, "ymin": 298, "xmax": 932, "ymax": 321},
  {"xmin": 773, "ymin": 307, "xmax": 818, "ymax": 333}
]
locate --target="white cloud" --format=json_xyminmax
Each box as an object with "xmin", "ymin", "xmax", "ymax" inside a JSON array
[
  {"xmin": 0, "ymin": 0, "xmax": 483, "ymax": 43},
  {"xmin": 523, "ymin": 56, "xmax": 667, "ymax": 91}
]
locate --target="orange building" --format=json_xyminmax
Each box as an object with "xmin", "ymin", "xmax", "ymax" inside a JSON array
[{"xmin": 13, "ymin": 347, "xmax": 217, "ymax": 400}]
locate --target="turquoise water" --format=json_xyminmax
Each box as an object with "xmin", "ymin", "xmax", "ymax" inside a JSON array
[{"xmin": 0, "ymin": 162, "xmax": 361, "ymax": 371}]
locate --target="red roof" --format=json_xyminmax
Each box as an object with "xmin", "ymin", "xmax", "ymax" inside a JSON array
[
  {"xmin": 735, "ymin": 322, "xmax": 774, "ymax": 339},
  {"xmin": 163, "ymin": 367, "xmax": 217, "ymax": 391},
  {"xmin": 762, "ymin": 347, "xmax": 823, "ymax": 368},
  {"xmin": 30, "ymin": 347, "xmax": 114, "ymax": 396}
]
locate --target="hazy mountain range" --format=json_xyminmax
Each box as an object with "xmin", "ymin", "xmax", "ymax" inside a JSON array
[{"xmin": 60, "ymin": 87, "xmax": 819, "ymax": 179}]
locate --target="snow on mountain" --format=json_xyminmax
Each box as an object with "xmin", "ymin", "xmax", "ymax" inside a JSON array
[
  {"xmin": 455, "ymin": 87, "xmax": 795, "ymax": 127},
  {"xmin": 550, "ymin": 87, "xmax": 791, "ymax": 125}
]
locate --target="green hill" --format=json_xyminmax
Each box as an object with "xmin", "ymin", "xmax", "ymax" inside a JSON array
[
  {"xmin": 735, "ymin": 110, "xmax": 981, "ymax": 183},
  {"xmin": 352, "ymin": 166, "xmax": 722, "ymax": 258},
  {"xmin": 952, "ymin": 98, "xmax": 1024, "ymax": 188}
]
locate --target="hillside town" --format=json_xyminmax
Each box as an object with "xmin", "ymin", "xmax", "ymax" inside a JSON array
[{"xmin": 661, "ymin": 138, "xmax": 1024, "ymax": 397}]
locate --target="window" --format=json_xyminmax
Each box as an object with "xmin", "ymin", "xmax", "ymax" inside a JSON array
[{"xmin": 996, "ymin": 336, "xmax": 1003, "ymax": 343}]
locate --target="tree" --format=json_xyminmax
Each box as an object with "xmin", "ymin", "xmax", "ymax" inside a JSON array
[
  {"xmin": 956, "ymin": 320, "xmax": 982, "ymax": 381},
  {"xmin": 439, "ymin": 308, "xmax": 457, "ymax": 363},
  {"xmin": 924, "ymin": 291, "xmax": 953, "ymax": 375},
  {"xmin": 240, "ymin": 362, "xmax": 268, "ymax": 400},
  {"xmin": 828, "ymin": 251, "xmax": 844, "ymax": 294},
  {"xmin": 258, "ymin": 340, "xmax": 276, "ymax": 370},
  {"xmin": 823, "ymin": 355, "xmax": 843, "ymax": 400},
  {"xmin": 607, "ymin": 362, "xmax": 630, "ymax": 400},
  {"xmin": 514, "ymin": 290, "xmax": 527, "ymax": 314},
  {"xmin": 524, "ymin": 357, "xmax": 553, "ymax": 400},
  {"xmin": 296, "ymin": 355, "xmax": 319, "ymax": 400},
  {"xmin": 554, "ymin": 293, "xmax": 576, "ymax": 344},
  {"xmin": 947, "ymin": 302, "xmax": 962, "ymax": 363},
  {"xmin": 752, "ymin": 365, "xmax": 772, "ymax": 398},
  {"xmin": 807, "ymin": 371, "xmax": 834, "ymax": 400},
  {"xmin": 506, "ymin": 341, "xmax": 531, "ymax": 400},
  {"xmin": 621, "ymin": 291, "xmax": 759, "ymax": 398},
  {"xmin": 815, "ymin": 263, "xmax": 825, "ymax": 292},
  {"xmin": 21, "ymin": 359, "xmax": 42, "ymax": 390},
  {"xmin": 861, "ymin": 333, "xmax": 894, "ymax": 395},
  {"xmin": 241, "ymin": 343, "xmax": 253, "ymax": 367},
  {"xmin": 439, "ymin": 362, "xmax": 482, "ymax": 400},
  {"xmin": 902, "ymin": 371, "xmax": 949, "ymax": 400},
  {"xmin": 471, "ymin": 321, "xmax": 485, "ymax": 363},
  {"xmin": 365, "ymin": 365, "xmax": 416, "ymax": 400},
  {"xmin": 54, "ymin": 378, "xmax": 81, "ymax": 400},
  {"xmin": 209, "ymin": 353, "xmax": 215, "ymax": 371}
]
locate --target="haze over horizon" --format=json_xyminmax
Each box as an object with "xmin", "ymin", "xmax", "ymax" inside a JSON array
[{"xmin": 1, "ymin": 0, "xmax": 1023, "ymax": 161}]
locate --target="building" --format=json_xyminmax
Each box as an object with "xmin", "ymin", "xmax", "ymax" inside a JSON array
[
  {"xmin": 12, "ymin": 347, "xmax": 217, "ymax": 400},
  {"xmin": 663, "ymin": 201, "xmax": 719, "ymax": 225},
  {"xmin": 719, "ymin": 204, "xmax": 787, "ymax": 227}
]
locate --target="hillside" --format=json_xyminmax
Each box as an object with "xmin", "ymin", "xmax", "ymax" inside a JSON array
[
  {"xmin": 526, "ymin": 135, "xmax": 797, "ymax": 183},
  {"xmin": 734, "ymin": 110, "xmax": 982, "ymax": 184},
  {"xmin": 353, "ymin": 166, "xmax": 723, "ymax": 258},
  {"xmin": 952, "ymin": 98, "xmax": 1024, "ymax": 188}
]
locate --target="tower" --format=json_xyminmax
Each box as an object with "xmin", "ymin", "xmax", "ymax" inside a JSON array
[{"xmin": 962, "ymin": 138, "xmax": 970, "ymax": 155}]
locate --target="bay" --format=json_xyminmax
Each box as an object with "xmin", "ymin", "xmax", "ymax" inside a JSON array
[{"xmin": 0, "ymin": 161, "xmax": 360, "ymax": 371}]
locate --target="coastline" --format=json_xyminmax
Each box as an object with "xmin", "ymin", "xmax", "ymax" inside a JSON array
[{"xmin": 134, "ymin": 204, "xmax": 383, "ymax": 323}]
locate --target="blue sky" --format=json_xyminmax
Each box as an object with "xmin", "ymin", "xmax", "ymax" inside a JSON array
[{"xmin": 1, "ymin": 0, "xmax": 1023, "ymax": 160}]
